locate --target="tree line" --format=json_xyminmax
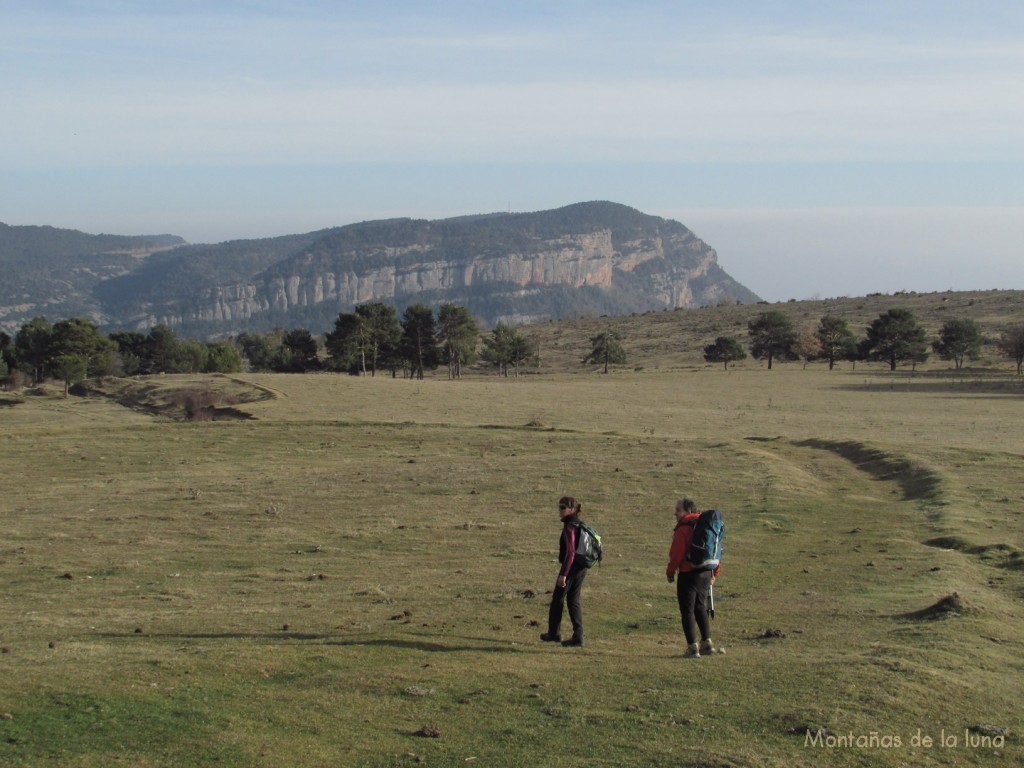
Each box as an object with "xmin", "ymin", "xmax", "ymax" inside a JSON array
[
  {"xmin": 703, "ymin": 308, "xmax": 1024, "ymax": 374},
  {"xmin": 0, "ymin": 302, "xmax": 545, "ymax": 394},
  {"xmin": 3, "ymin": 304, "xmax": 1023, "ymax": 395}
]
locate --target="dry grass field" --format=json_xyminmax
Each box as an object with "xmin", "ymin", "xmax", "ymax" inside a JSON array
[
  {"xmin": 2, "ymin": 292, "xmax": 1023, "ymax": 767},
  {"xmin": 523, "ymin": 287, "xmax": 1024, "ymax": 373}
]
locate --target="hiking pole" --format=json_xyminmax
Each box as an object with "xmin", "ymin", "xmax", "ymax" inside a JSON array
[{"xmin": 708, "ymin": 583, "xmax": 715, "ymax": 620}]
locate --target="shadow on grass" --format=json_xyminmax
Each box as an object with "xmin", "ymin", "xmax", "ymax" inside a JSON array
[
  {"xmin": 327, "ymin": 636, "xmax": 526, "ymax": 653},
  {"xmin": 792, "ymin": 438, "xmax": 945, "ymax": 504},
  {"xmin": 835, "ymin": 371, "xmax": 1024, "ymax": 398},
  {"xmin": 103, "ymin": 631, "xmax": 328, "ymax": 641},
  {"xmin": 924, "ymin": 536, "xmax": 1024, "ymax": 571},
  {"xmin": 105, "ymin": 631, "xmax": 525, "ymax": 653}
]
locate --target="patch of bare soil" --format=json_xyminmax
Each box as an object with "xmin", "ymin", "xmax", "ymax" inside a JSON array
[{"xmin": 71, "ymin": 378, "xmax": 259, "ymax": 421}]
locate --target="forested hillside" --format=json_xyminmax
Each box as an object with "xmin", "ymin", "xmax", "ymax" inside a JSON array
[{"xmin": 0, "ymin": 223, "xmax": 183, "ymax": 324}]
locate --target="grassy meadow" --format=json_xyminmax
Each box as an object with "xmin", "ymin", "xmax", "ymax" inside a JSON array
[
  {"xmin": 2, "ymin": 293, "xmax": 1024, "ymax": 766},
  {"xmin": 522, "ymin": 288, "xmax": 1024, "ymax": 374}
]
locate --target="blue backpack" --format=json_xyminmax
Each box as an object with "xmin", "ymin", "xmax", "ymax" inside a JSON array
[{"xmin": 685, "ymin": 509, "xmax": 724, "ymax": 570}]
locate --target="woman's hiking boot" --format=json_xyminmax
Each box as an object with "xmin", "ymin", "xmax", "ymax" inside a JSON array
[
  {"xmin": 539, "ymin": 632, "xmax": 562, "ymax": 643},
  {"xmin": 699, "ymin": 639, "xmax": 724, "ymax": 655},
  {"xmin": 683, "ymin": 643, "xmax": 701, "ymax": 658}
]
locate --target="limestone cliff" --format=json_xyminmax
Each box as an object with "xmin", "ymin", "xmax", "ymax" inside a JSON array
[
  {"xmin": 0, "ymin": 202, "xmax": 758, "ymax": 336},
  {"xmin": 125, "ymin": 202, "xmax": 759, "ymax": 335}
]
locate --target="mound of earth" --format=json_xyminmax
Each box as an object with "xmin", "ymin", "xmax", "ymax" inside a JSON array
[
  {"xmin": 71, "ymin": 376, "xmax": 267, "ymax": 421},
  {"xmin": 900, "ymin": 592, "xmax": 976, "ymax": 620}
]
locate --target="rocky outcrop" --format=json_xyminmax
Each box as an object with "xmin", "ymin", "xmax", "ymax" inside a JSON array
[{"xmin": 190, "ymin": 231, "xmax": 618, "ymax": 324}]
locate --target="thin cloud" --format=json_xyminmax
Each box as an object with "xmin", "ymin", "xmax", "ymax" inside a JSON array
[
  {"xmin": 7, "ymin": 68, "xmax": 1022, "ymax": 168},
  {"xmin": 2, "ymin": 2, "xmax": 1022, "ymax": 297}
]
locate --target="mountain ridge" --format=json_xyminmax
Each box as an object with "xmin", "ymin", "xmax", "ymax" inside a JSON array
[{"xmin": 1, "ymin": 202, "xmax": 760, "ymax": 337}]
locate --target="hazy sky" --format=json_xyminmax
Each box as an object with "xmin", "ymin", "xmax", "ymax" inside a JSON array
[{"xmin": 3, "ymin": 1, "xmax": 1022, "ymax": 302}]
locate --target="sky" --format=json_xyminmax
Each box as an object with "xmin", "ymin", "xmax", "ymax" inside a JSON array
[{"xmin": 2, "ymin": 1, "xmax": 1022, "ymax": 302}]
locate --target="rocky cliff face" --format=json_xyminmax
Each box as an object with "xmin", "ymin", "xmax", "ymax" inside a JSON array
[
  {"xmin": 0, "ymin": 202, "xmax": 759, "ymax": 336},
  {"xmin": 197, "ymin": 231, "xmax": 618, "ymax": 324},
  {"xmin": 135, "ymin": 205, "xmax": 758, "ymax": 334}
]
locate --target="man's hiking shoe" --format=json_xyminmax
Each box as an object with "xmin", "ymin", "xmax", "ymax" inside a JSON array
[
  {"xmin": 561, "ymin": 637, "xmax": 584, "ymax": 647},
  {"xmin": 539, "ymin": 632, "xmax": 562, "ymax": 643},
  {"xmin": 683, "ymin": 644, "xmax": 701, "ymax": 658},
  {"xmin": 699, "ymin": 640, "xmax": 725, "ymax": 655}
]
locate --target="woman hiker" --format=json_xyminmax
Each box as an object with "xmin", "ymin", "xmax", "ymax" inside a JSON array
[
  {"xmin": 666, "ymin": 497, "xmax": 724, "ymax": 657},
  {"xmin": 540, "ymin": 496, "xmax": 587, "ymax": 647}
]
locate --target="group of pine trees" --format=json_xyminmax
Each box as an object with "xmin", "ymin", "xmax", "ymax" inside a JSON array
[
  {"xmin": 319, "ymin": 302, "xmax": 543, "ymax": 379},
  {"xmin": 4, "ymin": 304, "xmax": 1024, "ymax": 395},
  {"xmin": 0, "ymin": 301, "xmax": 544, "ymax": 392},
  {"xmin": 703, "ymin": 309, "xmax": 1024, "ymax": 373},
  {"xmin": 0, "ymin": 316, "xmax": 247, "ymax": 394}
]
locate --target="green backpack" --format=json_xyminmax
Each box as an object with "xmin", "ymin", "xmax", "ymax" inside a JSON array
[{"xmin": 573, "ymin": 521, "xmax": 603, "ymax": 568}]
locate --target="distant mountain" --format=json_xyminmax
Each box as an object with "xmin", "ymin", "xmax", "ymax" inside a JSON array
[
  {"xmin": 0, "ymin": 202, "xmax": 760, "ymax": 337},
  {"xmin": 0, "ymin": 223, "xmax": 184, "ymax": 333}
]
